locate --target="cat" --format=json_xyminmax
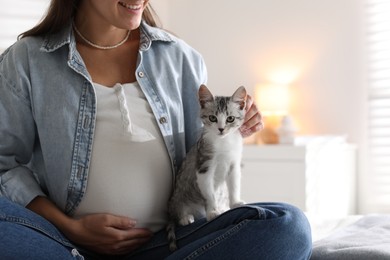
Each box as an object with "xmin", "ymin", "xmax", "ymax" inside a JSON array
[{"xmin": 166, "ymin": 84, "xmax": 247, "ymax": 252}]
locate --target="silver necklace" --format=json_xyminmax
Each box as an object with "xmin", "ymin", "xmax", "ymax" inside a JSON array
[{"xmin": 73, "ymin": 23, "xmax": 130, "ymax": 50}]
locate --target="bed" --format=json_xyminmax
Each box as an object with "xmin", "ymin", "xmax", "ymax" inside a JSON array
[{"xmin": 309, "ymin": 214, "xmax": 390, "ymax": 260}]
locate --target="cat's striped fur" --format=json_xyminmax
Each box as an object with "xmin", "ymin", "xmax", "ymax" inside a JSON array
[{"xmin": 166, "ymin": 85, "xmax": 247, "ymax": 251}]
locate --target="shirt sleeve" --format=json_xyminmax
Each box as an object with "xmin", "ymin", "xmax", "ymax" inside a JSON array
[
  {"xmin": 182, "ymin": 51, "xmax": 208, "ymax": 151},
  {"xmin": 0, "ymin": 48, "xmax": 46, "ymax": 207}
]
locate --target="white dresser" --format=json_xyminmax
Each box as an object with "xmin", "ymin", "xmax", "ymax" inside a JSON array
[{"xmin": 241, "ymin": 139, "xmax": 357, "ymax": 218}]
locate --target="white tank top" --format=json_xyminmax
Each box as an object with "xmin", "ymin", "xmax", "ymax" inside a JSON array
[{"xmin": 74, "ymin": 82, "xmax": 172, "ymax": 232}]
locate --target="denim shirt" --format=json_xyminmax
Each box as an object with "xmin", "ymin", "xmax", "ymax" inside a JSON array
[{"xmin": 0, "ymin": 21, "xmax": 207, "ymax": 215}]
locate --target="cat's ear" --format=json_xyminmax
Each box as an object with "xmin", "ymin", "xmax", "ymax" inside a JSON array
[
  {"xmin": 198, "ymin": 84, "xmax": 214, "ymax": 108},
  {"xmin": 232, "ymin": 86, "xmax": 247, "ymax": 110}
]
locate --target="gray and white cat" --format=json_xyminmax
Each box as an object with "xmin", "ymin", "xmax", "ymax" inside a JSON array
[{"xmin": 167, "ymin": 84, "xmax": 247, "ymax": 251}]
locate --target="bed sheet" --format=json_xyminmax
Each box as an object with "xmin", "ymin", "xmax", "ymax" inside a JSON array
[
  {"xmin": 307, "ymin": 214, "xmax": 363, "ymax": 242},
  {"xmin": 308, "ymin": 214, "xmax": 390, "ymax": 260}
]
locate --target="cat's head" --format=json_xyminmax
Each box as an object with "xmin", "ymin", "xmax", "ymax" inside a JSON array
[{"xmin": 198, "ymin": 85, "xmax": 247, "ymax": 138}]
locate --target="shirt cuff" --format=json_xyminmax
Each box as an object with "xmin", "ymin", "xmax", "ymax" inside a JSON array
[{"xmin": 0, "ymin": 166, "xmax": 46, "ymax": 207}]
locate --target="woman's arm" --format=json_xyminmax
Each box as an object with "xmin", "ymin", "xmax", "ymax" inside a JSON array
[
  {"xmin": 27, "ymin": 196, "xmax": 153, "ymax": 255},
  {"xmin": 0, "ymin": 47, "xmax": 46, "ymax": 206}
]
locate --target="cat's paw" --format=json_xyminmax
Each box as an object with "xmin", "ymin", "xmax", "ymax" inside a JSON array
[
  {"xmin": 179, "ymin": 215, "xmax": 195, "ymax": 226},
  {"xmin": 230, "ymin": 201, "xmax": 245, "ymax": 209},
  {"xmin": 206, "ymin": 210, "xmax": 221, "ymax": 221}
]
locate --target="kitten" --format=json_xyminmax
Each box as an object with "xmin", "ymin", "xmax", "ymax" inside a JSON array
[{"xmin": 166, "ymin": 84, "xmax": 247, "ymax": 251}]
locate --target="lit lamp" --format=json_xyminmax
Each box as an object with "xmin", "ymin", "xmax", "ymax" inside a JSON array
[{"xmin": 255, "ymin": 84, "xmax": 295, "ymax": 144}]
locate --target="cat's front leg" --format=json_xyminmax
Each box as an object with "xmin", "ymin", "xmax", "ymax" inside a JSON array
[
  {"xmin": 178, "ymin": 205, "xmax": 196, "ymax": 225},
  {"xmin": 197, "ymin": 171, "xmax": 221, "ymax": 221},
  {"xmin": 179, "ymin": 214, "xmax": 195, "ymax": 226},
  {"xmin": 227, "ymin": 162, "xmax": 245, "ymax": 208}
]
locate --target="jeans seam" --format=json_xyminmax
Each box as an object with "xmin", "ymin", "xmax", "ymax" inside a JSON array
[
  {"xmin": 179, "ymin": 205, "xmax": 264, "ymax": 242},
  {"xmin": 183, "ymin": 219, "xmax": 251, "ymax": 260},
  {"xmin": 1, "ymin": 215, "xmax": 74, "ymax": 248}
]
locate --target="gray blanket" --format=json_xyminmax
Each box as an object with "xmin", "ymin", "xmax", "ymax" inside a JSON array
[{"xmin": 311, "ymin": 215, "xmax": 390, "ymax": 260}]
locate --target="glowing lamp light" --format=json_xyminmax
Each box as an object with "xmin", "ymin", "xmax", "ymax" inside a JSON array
[
  {"xmin": 255, "ymin": 84, "xmax": 289, "ymax": 116},
  {"xmin": 254, "ymin": 84, "xmax": 294, "ymax": 144}
]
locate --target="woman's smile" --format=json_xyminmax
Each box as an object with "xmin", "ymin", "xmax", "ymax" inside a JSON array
[{"xmin": 118, "ymin": 1, "xmax": 144, "ymax": 11}]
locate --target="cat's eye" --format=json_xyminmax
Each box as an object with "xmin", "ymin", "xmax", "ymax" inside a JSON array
[
  {"xmin": 209, "ymin": 115, "xmax": 218, "ymax": 122},
  {"xmin": 226, "ymin": 116, "xmax": 235, "ymax": 123}
]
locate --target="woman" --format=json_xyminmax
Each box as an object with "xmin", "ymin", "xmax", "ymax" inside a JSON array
[{"xmin": 0, "ymin": 0, "xmax": 312, "ymax": 259}]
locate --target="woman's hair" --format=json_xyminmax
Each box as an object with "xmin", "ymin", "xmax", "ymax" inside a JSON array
[{"xmin": 19, "ymin": 0, "xmax": 160, "ymax": 39}]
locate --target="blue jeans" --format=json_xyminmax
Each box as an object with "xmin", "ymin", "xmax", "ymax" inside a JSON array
[{"xmin": 0, "ymin": 197, "xmax": 312, "ymax": 259}]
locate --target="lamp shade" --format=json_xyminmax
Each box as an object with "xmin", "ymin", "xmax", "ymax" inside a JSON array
[{"xmin": 255, "ymin": 84, "xmax": 289, "ymax": 116}]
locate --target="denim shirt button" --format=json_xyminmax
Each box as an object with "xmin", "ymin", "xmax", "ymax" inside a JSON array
[
  {"xmin": 159, "ymin": 117, "xmax": 167, "ymax": 124},
  {"xmin": 138, "ymin": 71, "xmax": 145, "ymax": 78}
]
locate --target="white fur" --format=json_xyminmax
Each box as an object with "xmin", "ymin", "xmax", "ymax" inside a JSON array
[{"xmin": 196, "ymin": 130, "xmax": 244, "ymax": 220}]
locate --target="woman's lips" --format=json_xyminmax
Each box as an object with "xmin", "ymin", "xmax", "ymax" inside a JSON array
[{"xmin": 118, "ymin": 1, "xmax": 143, "ymax": 10}]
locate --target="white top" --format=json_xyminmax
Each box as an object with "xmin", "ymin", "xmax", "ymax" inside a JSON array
[{"xmin": 74, "ymin": 82, "xmax": 172, "ymax": 232}]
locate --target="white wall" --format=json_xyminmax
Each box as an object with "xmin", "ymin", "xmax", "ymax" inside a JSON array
[
  {"xmin": 152, "ymin": 0, "xmax": 367, "ymax": 146},
  {"xmin": 0, "ymin": 0, "xmax": 50, "ymax": 52}
]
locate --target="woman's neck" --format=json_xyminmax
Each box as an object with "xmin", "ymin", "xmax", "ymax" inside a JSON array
[{"xmin": 73, "ymin": 18, "xmax": 130, "ymax": 49}]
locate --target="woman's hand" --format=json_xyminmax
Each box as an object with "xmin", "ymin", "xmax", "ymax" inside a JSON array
[
  {"xmin": 65, "ymin": 213, "xmax": 153, "ymax": 255},
  {"xmin": 240, "ymin": 94, "xmax": 264, "ymax": 138},
  {"xmin": 27, "ymin": 196, "xmax": 152, "ymax": 255}
]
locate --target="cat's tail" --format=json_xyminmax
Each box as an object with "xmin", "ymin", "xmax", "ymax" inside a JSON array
[{"xmin": 166, "ymin": 221, "xmax": 178, "ymax": 252}]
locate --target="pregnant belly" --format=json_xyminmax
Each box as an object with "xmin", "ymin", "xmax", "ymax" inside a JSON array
[{"xmin": 73, "ymin": 159, "xmax": 172, "ymax": 233}]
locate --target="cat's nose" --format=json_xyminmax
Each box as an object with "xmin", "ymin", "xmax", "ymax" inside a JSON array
[{"xmin": 218, "ymin": 128, "xmax": 224, "ymax": 133}]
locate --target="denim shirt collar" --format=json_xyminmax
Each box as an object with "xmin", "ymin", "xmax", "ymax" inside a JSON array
[{"xmin": 39, "ymin": 20, "xmax": 176, "ymax": 53}]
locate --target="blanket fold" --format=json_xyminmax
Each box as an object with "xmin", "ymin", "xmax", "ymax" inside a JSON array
[{"xmin": 311, "ymin": 215, "xmax": 390, "ymax": 260}]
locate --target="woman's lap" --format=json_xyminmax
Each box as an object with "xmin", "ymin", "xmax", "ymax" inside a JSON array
[
  {"xmin": 0, "ymin": 197, "xmax": 83, "ymax": 259},
  {"xmin": 0, "ymin": 198, "xmax": 312, "ymax": 260},
  {"xmin": 131, "ymin": 203, "xmax": 312, "ymax": 260}
]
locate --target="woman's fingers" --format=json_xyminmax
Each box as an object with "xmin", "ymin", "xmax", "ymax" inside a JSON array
[
  {"xmin": 107, "ymin": 235, "xmax": 152, "ymax": 255},
  {"xmin": 101, "ymin": 228, "xmax": 153, "ymax": 255},
  {"xmin": 240, "ymin": 94, "xmax": 264, "ymax": 137},
  {"xmin": 69, "ymin": 213, "xmax": 153, "ymax": 255},
  {"xmin": 105, "ymin": 214, "xmax": 137, "ymax": 230}
]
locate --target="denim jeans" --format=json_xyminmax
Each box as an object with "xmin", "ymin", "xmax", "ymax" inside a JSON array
[{"xmin": 0, "ymin": 197, "xmax": 312, "ymax": 259}]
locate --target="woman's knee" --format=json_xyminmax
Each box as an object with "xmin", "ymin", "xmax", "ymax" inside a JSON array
[
  {"xmin": 0, "ymin": 198, "xmax": 83, "ymax": 259},
  {"xmin": 274, "ymin": 203, "xmax": 312, "ymax": 258},
  {"xmin": 0, "ymin": 221, "xmax": 82, "ymax": 259}
]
